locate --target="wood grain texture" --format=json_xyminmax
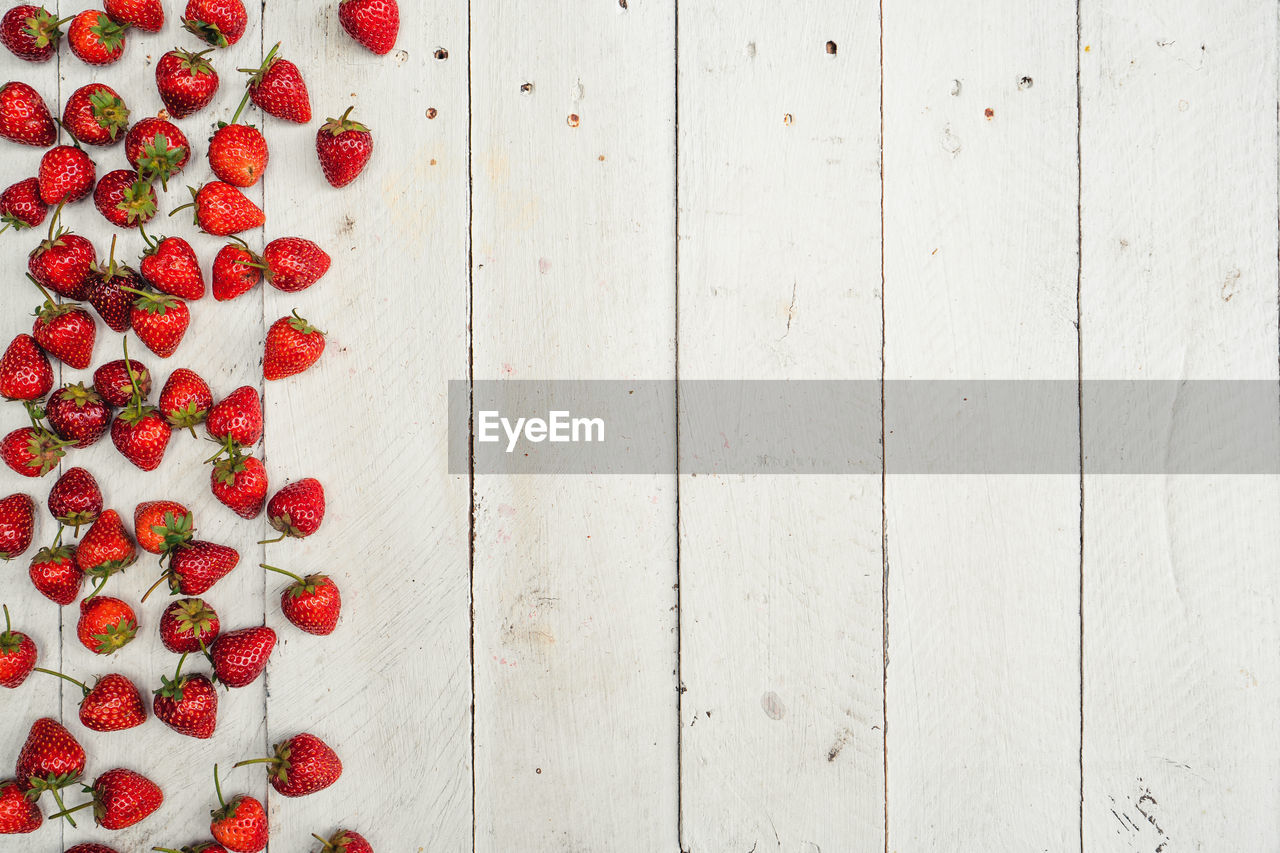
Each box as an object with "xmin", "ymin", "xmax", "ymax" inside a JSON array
[
  {"xmin": 882, "ymin": 1, "xmax": 1082, "ymax": 849},
  {"xmin": 676, "ymin": 3, "xmax": 885, "ymax": 851},
  {"xmin": 1080, "ymin": 2, "xmax": 1280, "ymax": 849}
]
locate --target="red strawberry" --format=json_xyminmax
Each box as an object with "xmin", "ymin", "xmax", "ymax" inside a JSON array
[
  {"xmin": 38, "ymin": 144, "xmax": 95, "ymax": 206},
  {"xmin": 157, "ymin": 843, "xmax": 228, "ymax": 853},
  {"xmin": 160, "ymin": 368, "xmax": 213, "ymax": 433},
  {"xmin": 264, "ymin": 311, "xmax": 325, "ymax": 380},
  {"xmin": 260, "ymin": 237, "xmax": 330, "ymax": 292},
  {"xmin": 1, "ymin": 5, "xmax": 64, "ymax": 62},
  {"xmin": 29, "ymin": 543, "xmax": 83, "ymax": 604},
  {"xmin": 134, "ymin": 500, "xmax": 192, "ymax": 554},
  {"xmin": 208, "ymin": 123, "xmax": 267, "ymax": 187},
  {"xmin": 54, "ymin": 767, "xmax": 162, "ymax": 829},
  {"xmin": 16, "ymin": 717, "xmax": 85, "ymax": 797},
  {"xmin": 125, "ymin": 117, "xmax": 190, "ymax": 189},
  {"xmin": 0, "ymin": 177, "xmax": 47, "ymax": 231},
  {"xmin": 86, "ymin": 236, "xmax": 143, "ymax": 332},
  {"xmin": 211, "ymin": 238, "xmax": 260, "ymax": 300},
  {"xmin": 66, "ymin": 845, "xmax": 124, "ymax": 853},
  {"xmin": 264, "ymin": 478, "xmax": 325, "ymax": 540},
  {"xmin": 29, "ymin": 216, "xmax": 96, "ymax": 300},
  {"xmin": 210, "ymin": 768, "xmax": 267, "ymax": 852},
  {"xmin": 94, "ymin": 356, "xmax": 151, "ymax": 407},
  {"xmin": 0, "ymin": 496, "xmax": 35, "ymax": 561},
  {"xmin": 77, "ymin": 595, "xmax": 137, "ymax": 655},
  {"xmin": 47, "ymin": 466, "xmax": 103, "ymax": 527},
  {"xmin": 162, "ymin": 541, "xmax": 239, "ymax": 597},
  {"xmin": 36, "ymin": 670, "xmax": 146, "ymax": 732},
  {"xmin": 183, "ymin": 0, "xmax": 245, "ymax": 47},
  {"xmin": 126, "ymin": 289, "xmax": 188, "ymax": 358},
  {"xmin": 0, "ymin": 81, "xmax": 56, "ymax": 145},
  {"xmin": 141, "ymin": 235, "xmax": 204, "ymax": 299},
  {"xmin": 111, "ymin": 404, "xmax": 172, "ymax": 471},
  {"xmin": 211, "ymin": 452, "xmax": 267, "ymax": 519},
  {"xmin": 0, "ymin": 605, "xmax": 37, "ymax": 686},
  {"xmin": 0, "ymin": 333, "xmax": 52, "ymax": 400},
  {"xmin": 104, "ymin": 0, "xmax": 163, "ymax": 31},
  {"xmin": 77, "ymin": 509, "xmax": 137, "ymax": 582},
  {"xmin": 2, "ymin": 427, "xmax": 67, "ymax": 478},
  {"xmin": 156, "ymin": 48, "xmax": 219, "ymax": 118},
  {"xmin": 32, "ymin": 299, "xmax": 96, "ymax": 370},
  {"xmin": 339, "ymin": 0, "xmax": 398, "ymax": 55},
  {"xmin": 207, "ymin": 625, "xmax": 274, "ymax": 688},
  {"xmin": 0, "ymin": 779, "xmax": 42, "ymax": 833},
  {"xmin": 207, "ymin": 385, "xmax": 262, "ymax": 446},
  {"xmin": 153, "ymin": 653, "xmax": 218, "ymax": 738},
  {"xmin": 159, "ymin": 597, "xmax": 219, "ymax": 653},
  {"xmin": 68, "ymin": 10, "xmax": 126, "ymax": 66},
  {"xmin": 263, "ymin": 565, "xmax": 340, "ymax": 636},
  {"xmin": 235, "ymin": 732, "xmax": 340, "ymax": 797},
  {"xmin": 94, "ymin": 169, "xmax": 157, "ymax": 228},
  {"xmin": 316, "ymin": 107, "xmax": 372, "ymax": 187},
  {"xmin": 243, "ymin": 42, "xmax": 310, "ymax": 123},
  {"xmin": 312, "ymin": 830, "xmax": 372, "ymax": 853},
  {"xmin": 63, "ymin": 83, "xmax": 129, "ymax": 146},
  {"xmin": 176, "ymin": 181, "xmax": 263, "ymax": 235}
]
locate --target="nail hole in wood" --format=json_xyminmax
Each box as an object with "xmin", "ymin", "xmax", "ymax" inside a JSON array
[
  {"xmin": 825, "ymin": 41, "xmax": 837, "ymax": 55},
  {"xmin": 567, "ymin": 114, "xmax": 580, "ymax": 127},
  {"xmin": 1018, "ymin": 76, "xmax": 1033, "ymax": 89},
  {"xmin": 520, "ymin": 82, "xmax": 533, "ymax": 93},
  {"xmin": 426, "ymin": 107, "xmax": 438, "ymax": 119},
  {"xmin": 618, "ymin": 0, "xmax": 627, "ymax": 8},
  {"xmin": 434, "ymin": 48, "xmax": 448, "ymax": 60}
]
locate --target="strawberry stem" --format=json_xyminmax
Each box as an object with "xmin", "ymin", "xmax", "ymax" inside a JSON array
[
  {"xmin": 140, "ymin": 572, "xmax": 168, "ymax": 603},
  {"xmin": 1, "ymin": 604, "xmax": 10, "ymax": 634},
  {"xmin": 45, "ymin": 202, "xmax": 63, "ymax": 242},
  {"xmin": 257, "ymin": 533, "xmax": 286, "ymax": 545},
  {"xmin": 47, "ymin": 786, "xmax": 75, "ymax": 827},
  {"xmin": 213, "ymin": 763, "xmax": 226, "ymax": 808},
  {"xmin": 172, "ymin": 651, "xmax": 188, "ymax": 682},
  {"xmin": 83, "ymin": 576, "xmax": 106, "ymax": 602},
  {"xmin": 25, "ymin": 273, "xmax": 56, "ymax": 306},
  {"xmin": 46, "ymin": 797, "xmax": 88, "ymax": 826},
  {"xmin": 231, "ymin": 757, "xmax": 274, "ymax": 769},
  {"xmin": 138, "ymin": 222, "xmax": 156, "ymax": 250},
  {"xmin": 32, "ymin": 667, "xmax": 89, "ymax": 696},
  {"xmin": 228, "ymin": 88, "xmax": 252, "ymax": 125},
  {"xmin": 261, "ymin": 563, "xmax": 304, "ymax": 583}
]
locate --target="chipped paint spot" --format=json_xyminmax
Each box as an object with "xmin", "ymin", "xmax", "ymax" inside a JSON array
[{"xmin": 761, "ymin": 691, "xmax": 786, "ymax": 720}]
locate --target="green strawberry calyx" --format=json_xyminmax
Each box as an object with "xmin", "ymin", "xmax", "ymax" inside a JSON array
[
  {"xmin": 87, "ymin": 89, "xmax": 129, "ymax": 139},
  {"xmin": 182, "ymin": 16, "xmax": 228, "ymax": 48},
  {"xmin": 88, "ymin": 11, "xmax": 127, "ymax": 52},
  {"xmin": 238, "ymin": 41, "xmax": 283, "ymax": 88},
  {"xmin": 135, "ymin": 133, "xmax": 187, "ymax": 190},
  {"xmin": 24, "ymin": 9, "xmax": 71, "ymax": 49},
  {"xmin": 321, "ymin": 105, "xmax": 369, "ymax": 137}
]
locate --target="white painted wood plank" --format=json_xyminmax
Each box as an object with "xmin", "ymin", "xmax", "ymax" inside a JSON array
[
  {"xmin": 675, "ymin": 3, "xmax": 884, "ymax": 851},
  {"xmin": 259, "ymin": 1, "xmax": 472, "ymax": 851},
  {"xmin": 469, "ymin": 1, "xmax": 677, "ymax": 849},
  {"xmin": 882, "ymin": 2, "xmax": 1081, "ymax": 849},
  {"xmin": 1080, "ymin": 3, "xmax": 1280, "ymax": 849}
]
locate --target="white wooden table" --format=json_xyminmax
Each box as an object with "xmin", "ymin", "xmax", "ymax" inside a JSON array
[{"xmin": 3, "ymin": 0, "xmax": 1278, "ymax": 851}]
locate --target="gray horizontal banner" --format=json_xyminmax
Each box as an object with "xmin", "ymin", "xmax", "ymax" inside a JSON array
[{"xmin": 448, "ymin": 380, "xmax": 1280, "ymax": 475}]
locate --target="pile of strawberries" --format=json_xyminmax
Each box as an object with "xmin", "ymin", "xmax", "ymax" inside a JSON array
[{"xmin": 0, "ymin": 0, "xmax": 398, "ymax": 850}]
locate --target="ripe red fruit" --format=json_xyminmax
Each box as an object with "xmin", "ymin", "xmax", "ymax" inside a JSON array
[
  {"xmin": 36, "ymin": 670, "xmax": 147, "ymax": 732},
  {"xmin": 0, "ymin": 496, "xmax": 35, "ymax": 561},
  {"xmin": 235, "ymin": 733, "xmax": 341, "ymax": 797},
  {"xmin": 208, "ymin": 122, "xmax": 268, "ymax": 187},
  {"xmin": 263, "ymin": 565, "xmax": 341, "ymax": 636},
  {"xmin": 29, "ymin": 217, "xmax": 96, "ymax": 300},
  {"xmin": 94, "ymin": 169, "xmax": 157, "ymax": 228},
  {"xmin": 63, "ymin": 83, "xmax": 129, "ymax": 146},
  {"xmin": 1, "ymin": 5, "xmax": 64, "ymax": 62},
  {"xmin": 32, "ymin": 299, "xmax": 96, "ymax": 370},
  {"xmin": 0, "ymin": 333, "xmax": 52, "ymax": 400},
  {"xmin": 162, "ymin": 540, "xmax": 239, "ymax": 597},
  {"xmin": 156, "ymin": 48, "xmax": 219, "ymax": 118},
  {"xmin": 134, "ymin": 500, "xmax": 193, "ymax": 554},
  {"xmin": 47, "ymin": 466, "xmax": 103, "ymax": 528},
  {"xmin": 312, "ymin": 830, "xmax": 372, "ymax": 853},
  {"xmin": 94, "ymin": 356, "xmax": 151, "ymax": 407},
  {"xmin": 2, "ymin": 427, "xmax": 68, "ymax": 478},
  {"xmin": 208, "ymin": 625, "xmax": 274, "ymax": 688},
  {"xmin": 160, "ymin": 368, "xmax": 213, "ymax": 433},
  {"xmin": 154, "ymin": 661, "xmax": 218, "ymax": 739},
  {"xmin": 68, "ymin": 10, "xmax": 126, "ymax": 66},
  {"xmin": 211, "ymin": 238, "xmax": 261, "ymax": 300},
  {"xmin": 127, "ymin": 289, "xmax": 189, "ymax": 358},
  {"xmin": 16, "ymin": 716, "xmax": 85, "ymax": 796},
  {"xmin": 0, "ymin": 778, "xmax": 42, "ymax": 833},
  {"xmin": 65, "ymin": 845, "xmax": 124, "ymax": 853},
  {"xmin": 29, "ymin": 543, "xmax": 83, "ymax": 604},
  {"xmin": 210, "ymin": 767, "xmax": 267, "ymax": 853},
  {"xmin": 316, "ymin": 107, "xmax": 373, "ymax": 187},
  {"xmin": 48, "ymin": 382, "xmax": 114, "ymax": 444},
  {"xmin": 243, "ymin": 42, "xmax": 310, "ymax": 123},
  {"xmin": 207, "ymin": 385, "xmax": 262, "ymax": 447},
  {"xmin": 264, "ymin": 311, "xmax": 325, "ymax": 380},
  {"xmin": 77, "ymin": 509, "xmax": 137, "ymax": 583},
  {"xmin": 257, "ymin": 237, "xmax": 330, "ymax": 292},
  {"xmin": 159, "ymin": 597, "xmax": 219, "ymax": 653},
  {"xmin": 264, "ymin": 478, "xmax": 325, "ymax": 540},
  {"xmin": 104, "ymin": 0, "xmax": 163, "ymax": 32},
  {"xmin": 125, "ymin": 117, "xmax": 190, "ymax": 189},
  {"xmin": 86, "ymin": 237, "xmax": 143, "ymax": 332},
  {"xmin": 183, "ymin": 0, "xmax": 246, "ymax": 47},
  {"xmin": 38, "ymin": 144, "xmax": 96, "ymax": 205},
  {"xmin": 210, "ymin": 453, "xmax": 267, "ymax": 519},
  {"xmin": 0, "ymin": 605, "xmax": 37, "ymax": 686},
  {"xmin": 0, "ymin": 177, "xmax": 47, "ymax": 231},
  {"xmin": 141, "ymin": 235, "xmax": 204, "ymax": 299},
  {"xmin": 0, "ymin": 81, "xmax": 55, "ymax": 145},
  {"xmin": 77, "ymin": 596, "xmax": 137, "ymax": 655},
  {"xmin": 177, "ymin": 181, "xmax": 264, "ymax": 235},
  {"xmin": 54, "ymin": 767, "xmax": 163, "ymax": 829},
  {"xmin": 111, "ymin": 404, "xmax": 172, "ymax": 471},
  {"xmin": 339, "ymin": 0, "xmax": 399, "ymax": 55}
]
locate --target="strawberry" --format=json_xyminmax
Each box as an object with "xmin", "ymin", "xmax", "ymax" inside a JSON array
[
  {"xmin": 36, "ymin": 669, "xmax": 145, "ymax": 732},
  {"xmin": 126, "ymin": 288, "xmax": 188, "ymax": 357},
  {"xmin": 66, "ymin": 845, "xmax": 124, "ymax": 853},
  {"xmin": 207, "ymin": 385, "xmax": 262, "ymax": 446},
  {"xmin": 29, "ymin": 215, "xmax": 96, "ymax": 300},
  {"xmin": 207, "ymin": 625, "xmax": 274, "ymax": 688},
  {"xmin": 126, "ymin": 117, "xmax": 190, "ymax": 189},
  {"xmin": 29, "ymin": 541, "xmax": 82, "ymax": 603},
  {"xmin": 159, "ymin": 597, "xmax": 219, "ymax": 652},
  {"xmin": 160, "ymin": 541, "xmax": 239, "ymax": 597},
  {"xmin": 0, "ymin": 605, "xmax": 37, "ymax": 685},
  {"xmin": 141, "ymin": 235, "xmax": 204, "ymax": 299},
  {"xmin": 67, "ymin": 10, "xmax": 126, "ymax": 66},
  {"xmin": 32, "ymin": 297, "xmax": 96, "ymax": 370},
  {"xmin": 94, "ymin": 169, "xmax": 157, "ymax": 228},
  {"xmin": 111, "ymin": 403, "xmax": 172, "ymax": 470},
  {"xmin": 339, "ymin": 0, "xmax": 398, "ymax": 55},
  {"xmin": 312, "ymin": 830, "xmax": 372, "ymax": 853},
  {"xmin": 263, "ymin": 565, "xmax": 340, "ymax": 635},
  {"xmin": 153, "ymin": 653, "xmax": 218, "ymax": 738},
  {"xmin": 156, "ymin": 48, "xmax": 219, "ymax": 118},
  {"xmin": 208, "ymin": 122, "xmax": 267, "ymax": 187},
  {"xmin": 94, "ymin": 356, "xmax": 151, "ymax": 407},
  {"xmin": 0, "ymin": 779, "xmax": 42, "ymax": 833},
  {"xmin": 316, "ymin": 107, "xmax": 372, "ymax": 187},
  {"xmin": 264, "ymin": 311, "xmax": 325, "ymax": 380},
  {"xmin": 2, "ymin": 427, "xmax": 68, "ymax": 478},
  {"xmin": 0, "ymin": 81, "xmax": 55, "ymax": 145},
  {"xmin": 38, "ymin": 144, "xmax": 96, "ymax": 205},
  {"xmin": 209, "ymin": 767, "xmax": 267, "ymax": 852},
  {"xmin": 0, "ymin": 177, "xmax": 47, "ymax": 231},
  {"xmin": 77, "ymin": 596, "xmax": 137, "ymax": 655},
  {"xmin": 1, "ymin": 5, "xmax": 64, "ymax": 62},
  {"xmin": 211, "ymin": 452, "xmax": 267, "ymax": 518},
  {"xmin": 242, "ymin": 42, "xmax": 310, "ymax": 123},
  {"xmin": 211, "ymin": 238, "xmax": 260, "ymax": 300},
  {"xmin": 104, "ymin": 0, "xmax": 163, "ymax": 31},
  {"xmin": 134, "ymin": 500, "xmax": 193, "ymax": 554},
  {"xmin": 0, "ymin": 496, "xmax": 36, "ymax": 563},
  {"xmin": 235, "ymin": 732, "xmax": 341, "ymax": 797},
  {"xmin": 63, "ymin": 83, "xmax": 129, "ymax": 146},
  {"xmin": 160, "ymin": 368, "xmax": 213, "ymax": 433},
  {"xmin": 264, "ymin": 478, "xmax": 325, "ymax": 540},
  {"xmin": 16, "ymin": 717, "xmax": 85, "ymax": 800},
  {"xmin": 183, "ymin": 0, "xmax": 245, "ymax": 47},
  {"xmin": 174, "ymin": 181, "xmax": 263, "ymax": 235},
  {"xmin": 86, "ymin": 236, "xmax": 143, "ymax": 331},
  {"xmin": 259, "ymin": 237, "xmax": 330, "ymax": 292},
  {"xmin": 0, "ymin": 333, "xmax": 52, "ymax": 400},
  {"xmin": 77, "ymin": 509, "xmax": 137, "ymax": 582},
  {"xmin": 52, "ymin": 767, "xmax": 163, "ymax": 829},
  {"xmin": 157, "ymin": 844, "xmax": 228, "ymax": 853},
  {"xmin": 47, "ymin": 466, "xmax": 103, "ymax": 527}
]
